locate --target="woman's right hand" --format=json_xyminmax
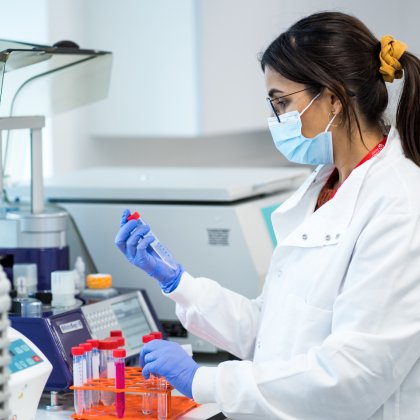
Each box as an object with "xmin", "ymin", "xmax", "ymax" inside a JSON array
[{"xmin": 114, "ymin": 209, "xmax": 184, "ymax": 292}]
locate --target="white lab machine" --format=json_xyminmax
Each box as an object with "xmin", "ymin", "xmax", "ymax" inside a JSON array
[
  {"xmin": 7, "ymin": 326, "xmax": 53, "ymax": 420},
  {"xmin": 13, "ymin": 166, "xmax": 310, "ymax": 353}
]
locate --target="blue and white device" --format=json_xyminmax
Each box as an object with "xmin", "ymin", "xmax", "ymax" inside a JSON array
[{"xmin": 7, "ymin": 327, "xmax": 52, "ymax": 420}]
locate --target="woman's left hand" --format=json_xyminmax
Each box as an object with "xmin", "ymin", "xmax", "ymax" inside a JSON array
[{"xmin": 140, "ymin": 339, "xmax": 199, "ymax": 399}]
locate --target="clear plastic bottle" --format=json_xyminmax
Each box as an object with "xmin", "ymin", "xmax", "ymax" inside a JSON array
[
  {"xmin": 71, "ymin": 346, "xmax": 85, "ymax": 416},
  {"xmin": 141, "ymin": 334, "xmax": 157, "ymax": 415},
  {"xmin": 127, "ymin": 212, "xmax": 177, "ymax": 270},
  {"xmin": 86, "ymin": 339, "xmax": 100, "ymax": 406},
  {"xmin": 114, "ymin": 349, "xmax": 126, "ymax": 418},
  {"xmin": 80, "ymin": 343, "xmax": 93, "ymax": 410},
  {"xmin": 98, "ymin": 339, "xmax": 119, "ymax": 406},
  {"xmin": 74, "ymin": 256, "xmax": 86, "ymax": 293}
]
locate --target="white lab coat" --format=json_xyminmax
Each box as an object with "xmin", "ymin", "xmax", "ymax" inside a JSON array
[{"xmin": 166, "ymin": 126, "xmax": 420, "ymax": 419}]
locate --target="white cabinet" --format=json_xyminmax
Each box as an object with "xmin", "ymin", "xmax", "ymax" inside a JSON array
[{"xmin": 78, "ymin": 0, "xmax": 283, "ymax": 137}]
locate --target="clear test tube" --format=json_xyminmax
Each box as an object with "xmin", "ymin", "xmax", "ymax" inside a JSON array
[
  {"xmin": 71, "ymin": 347, "xmax": 85, "ymax": 416},
  {"xmin": 150, "ymin": 332, "xmax": 168, "ymax": 420},
  {"xmin": 98, "ymin": 339, "xmax": 119, "ymax": 406},
  {"xmin": 86, "ymin": 339, "xmax": 100, "ymax": 406},
  {"xmin": 80, "ymin": 343, "xmax": 93, "ymax": 410},
  {"xmin": 141, "ymin": 334, "xmax": 156, "ymax": 415},
  {"xmin": 114, "ymin": 349, "xmax": 126, "ymax": 418},
  {"xmin": 126, "ymin": 212, "xmax": 178, "ymax": 270}
]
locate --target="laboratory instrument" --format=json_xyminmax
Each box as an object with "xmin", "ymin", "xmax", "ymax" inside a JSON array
[
  {"xmin": 32, "ymin": 166, "xmax": 310, "ymax": 352},
  {"xmin": 0, "ymin": 39, "xmax": 112, "ymax": 291},
  {"xmin": 9, "ymin": 307, "xmax": 92, "ymax": 391},
  {"xmin": 0, "ymin": 265, "xmax": 10, "ymax": 419},
  {"xmin": 9, "ymin": 290, "xmax": 161, "ymax": 392},
  {"xmin": 8, "ymin": 326, "xmax": 53, "ymax": 420},
  {"xmin": 81, "ymin": 290, "xmax": 163, "ymax": 356}
]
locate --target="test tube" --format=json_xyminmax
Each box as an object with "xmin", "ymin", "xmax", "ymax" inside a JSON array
[
  {"xmin": 150, "ymin": 332, "xmax": 169, "ymax": 420},
  {"xmin": 71, "ymin": 346, "xmax": 85, "ymax": 416},
  {"xmin": 79, "ymin": 343, "xmax": 92, "ymax": 411},
  {"xmin": 141, "ymin": 334, "xmax": 156, "ymax": 415},
  {"xmin": 114, "ymin": 349, "xmax": 126, "ymax": 418},
  {"xmin": 126, "ymin": 211, "xmax": 178, "ymax": 270},
  {"xmin": 98, "ymin": 339, "xmax": 119, "ymax": 406},
  {"xmin": 80, "ymin": 343, "xmax": 93, "ymax": 410},
  {"xmin": 86, "ymin": 339, "xmax": 100, "ymax": 406}
]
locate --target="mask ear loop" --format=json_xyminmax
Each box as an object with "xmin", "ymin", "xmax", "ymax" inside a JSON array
[
  {"xmin": 325, "ymin": 112, "xmax": 338, "ymax": 132},
  {"xmin": 299, "ymin": 92, "xmax": 321, "ymax": 117}
]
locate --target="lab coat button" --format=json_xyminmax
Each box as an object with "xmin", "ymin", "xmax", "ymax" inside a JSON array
[
  {"xmin": 325, "ymin": 234, "xmax": 331, "ymax": 241},
  {"xmin": 277, "ymin": 270, "xmax": 282, "ymax": 278},
  {"xmin": 257, "ymin": 340, "xmax": 262, "ymax": 348},
  {"xmin": 335, "ymin": 233, "xmax": 340, "ymax": 239},
  {"xmin": 302, "ymin": 234, "xmax": 308, "ymax": 240}
]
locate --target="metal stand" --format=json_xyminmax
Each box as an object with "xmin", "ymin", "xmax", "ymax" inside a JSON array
[
  {"xmin": 45, "ymin": 390, "xmax": 64, "ymax": 411},
  {"xmin": 0, "ymin": 116, "xmax": 45, "ymax": 214}
]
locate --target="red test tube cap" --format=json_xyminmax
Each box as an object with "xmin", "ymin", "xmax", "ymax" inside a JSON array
[
  {"xmin": 80, "ymin": 343, "xmax": 93, "ymax": 351},
  {"xmin": 98, "ymin": 339, "xmax": 119, "ymax": 350},
  {"xmin": 113, "ymin": 349, "xmax": 126, "ymax": 358},
  {"xmin": 150, "ymin": 331, "xmax": 163, "ymax": 340},
  {"xmin": 110, "ymin": 330, "xmax": 123, "ymax": 337},
  {"xmin": 108, "ymin": 337, "xmax": 125, "ymax": 347},
  {"xmin": 71, "ymin": 346, "xmax": 84, "ymax": 356},
  {"xmin": 142, "ymin": 334, "xmax": 155, "ymax": 344},
  {"xmin": 86, "ymin": 339, "xmax": 99, "ymax": 348},
  {"xmin": 127, "ymin": 212, "xmax": 140, "ymax": 221}
]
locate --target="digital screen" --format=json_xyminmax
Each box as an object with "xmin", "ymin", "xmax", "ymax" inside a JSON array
[{"xmin": 111, "ymin": 297, "xmax": 151, "ymax": 351}]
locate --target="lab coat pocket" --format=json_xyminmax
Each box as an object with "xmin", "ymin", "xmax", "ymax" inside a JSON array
[{"xmin": 279, "ymin": 293, "xmax": 333, "ymax": 359}]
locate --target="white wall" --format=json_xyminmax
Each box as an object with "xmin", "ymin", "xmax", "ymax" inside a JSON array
[{"xmin": 1, "ymin": 0, "xmax": 419, "ymax": 178}]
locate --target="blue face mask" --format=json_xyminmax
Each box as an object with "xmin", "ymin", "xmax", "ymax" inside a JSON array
[{"xmin": 267, "ymin": 93, "xmax": 336, "ymax": 165}]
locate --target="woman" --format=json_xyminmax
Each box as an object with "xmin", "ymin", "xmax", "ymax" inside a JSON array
[{"xmin": 115, "ymin": 11, "xmax": 420, "ymax": 419}]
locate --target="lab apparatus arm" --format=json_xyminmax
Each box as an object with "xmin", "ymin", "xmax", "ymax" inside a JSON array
[
  {"xmin": 192, "ymin": 212, "xmax": 420, "ymax": 419},
  {"xmin": 165, "ymin": 272, "xmax": 263, "ymax": 360}
]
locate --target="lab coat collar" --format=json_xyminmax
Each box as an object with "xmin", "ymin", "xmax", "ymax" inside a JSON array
[{"xmin": 272, "ymin": 126, "xmax": 401, "ymax": 247}]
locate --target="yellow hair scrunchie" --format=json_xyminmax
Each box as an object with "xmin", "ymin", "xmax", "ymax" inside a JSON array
[{"xmin": 379, "ymin": 35, "xmax": 407, "ymax": 83}]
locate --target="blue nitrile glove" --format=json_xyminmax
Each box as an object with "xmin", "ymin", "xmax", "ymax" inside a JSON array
[
  {"xmin": 140, "ymin": 339, "xmax": 199, "ymax": 399},
  {"xmin": 115, "ymin": 209, "xmax": 184, "ymax": 292}
]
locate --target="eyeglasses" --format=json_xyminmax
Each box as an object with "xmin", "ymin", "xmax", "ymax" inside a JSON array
[{"xmin": 266, "ymin": 87, "xmax": 311, "ymax": 122}]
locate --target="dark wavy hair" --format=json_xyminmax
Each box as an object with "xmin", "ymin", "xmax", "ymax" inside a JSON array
[{"xmin": 260, "ymin": 11, "xmax": 420, "ymax": 167}]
